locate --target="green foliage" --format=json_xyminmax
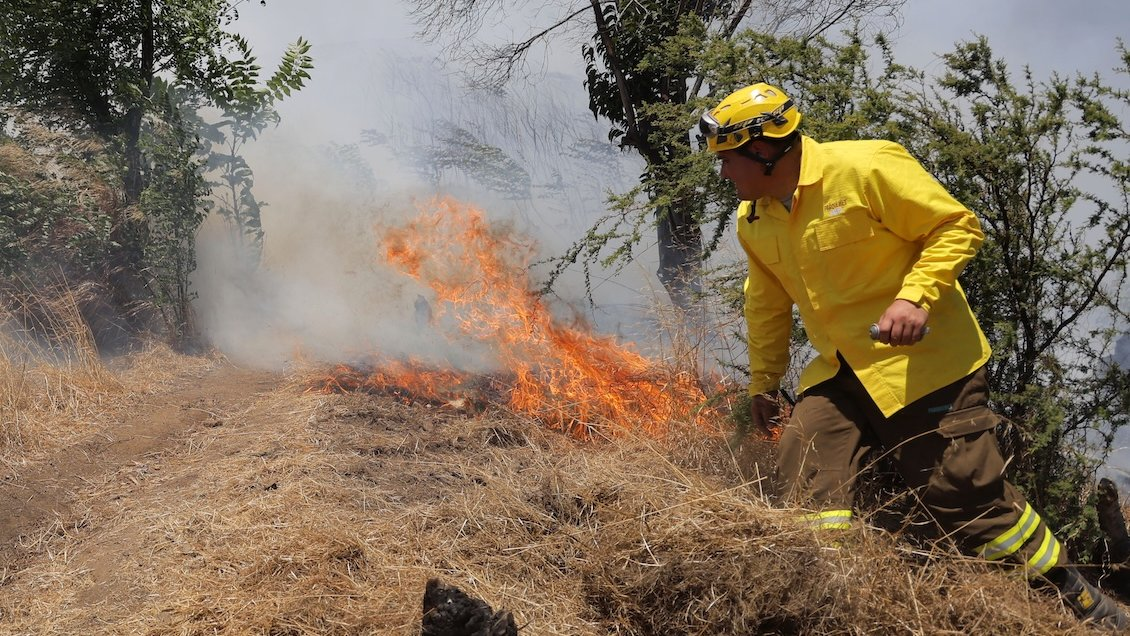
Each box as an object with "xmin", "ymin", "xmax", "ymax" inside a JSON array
[
  {"xmin": 139, "ymin": 80, "xmax": 209, "ymax": 347},
  {"xmin": 265, "ymin": 36, "xmax": 314, "ymax": 101},
  {"xmin": 0, "ymin": 117, "xmax": 117, "ymax": 278},
  {"xmin": 0, "ymin": 0, "xmax": 250, "ymax": 135},
  {"xmin": 0, "ymin": 1, "xmax": 313, "ymax": 345},
  {"xmin": 195, "ymin": 36, "xmax": 314, "ymax": 259},
  {"xmin": 889, "ymin": 38, "xmax": 1130, "ymax": 547}
]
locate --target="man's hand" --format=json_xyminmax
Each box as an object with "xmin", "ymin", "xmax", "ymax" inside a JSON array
[
  {"xmin": 874, "ymin": 299, "xmax": 929, "ymax": 346},
  {"xmin": 749, "ymin": 390, "xmax": 785, "ymax": 438}
]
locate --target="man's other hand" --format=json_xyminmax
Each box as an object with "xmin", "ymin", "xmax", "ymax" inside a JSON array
[
  {"xmin": 750, "ymin": 391, "xmax": 784, "ymax": 438},
  {"xmin": 875, "ymin": 299, "xmax": 929, "ymax": 346}
]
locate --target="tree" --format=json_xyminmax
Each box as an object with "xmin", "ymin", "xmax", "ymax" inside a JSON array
[
  {"xmin": 0, "ymin": 1, "xmax": 255, "ymax": 200},
  {"xmin": 140, "ymin": 78, "xmax": 210, "ymax": 346},
  {"xmin": 194, "ymin": 35, "xmax": 314, "ymax": 264},
  {"xmin": 0, "ymin": 0, "xmax": 312, "ymax": 345},
  {"xmin": 893, "ymin": 39, "xmax": 1130, "ymax": 543},
  {"xmin": 410, "ymin": 0, "xmax": 904, "ymax": 311}
]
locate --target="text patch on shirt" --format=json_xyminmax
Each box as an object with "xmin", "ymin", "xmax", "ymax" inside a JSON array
[{"xmin": 824, "ymin": 197, "xmax": 848, "ymax": 217}]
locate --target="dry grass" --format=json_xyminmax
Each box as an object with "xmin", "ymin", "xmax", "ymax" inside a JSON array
[
  {"xmin": 0, "ymin": 376, "xmax": 1108, "ymax": 635},
  {"xmin": 0, "ymin": 275, "xmax": 219, "ymax": 460},
  {"xmin": 0, "ymin": 110, "xmax": 120, "ymax": 215},
  {"xmin": 0, "ymin": 271, "xmax": 1111, "ymax": 633},
  {"xmin": 0, "ymin": 142, "xmax": 37, "ymax": 181},
  {"xmin": 0, "ymin": 281, "xmax": 121, "ymax": 454}
]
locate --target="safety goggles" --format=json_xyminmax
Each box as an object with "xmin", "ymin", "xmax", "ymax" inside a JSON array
[{"xmin": 697, "ymin": 99, "xmax": 795, "ymax": 146}]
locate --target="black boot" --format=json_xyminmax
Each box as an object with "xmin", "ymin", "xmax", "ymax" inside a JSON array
[{"xmin": 1044, "ymin": 566, "xmax": 1130, "ymax": 630}]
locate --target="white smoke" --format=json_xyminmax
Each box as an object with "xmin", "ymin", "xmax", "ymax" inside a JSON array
[{"xmin": 190, "ymin": 39, "xmax": 670, "ymax": 370}]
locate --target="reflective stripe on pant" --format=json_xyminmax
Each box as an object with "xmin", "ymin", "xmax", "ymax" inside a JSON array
[
  {"xmin": 776, "ymin": 359, "xmax": 1066, "ymax": 574},
  {"xmin": 977, "ymin": 502, "xmax": 1063, "ymax": 577},
  {"xmin": 802, "ymin": 509, "xmax": 853, "ymax": 530}
]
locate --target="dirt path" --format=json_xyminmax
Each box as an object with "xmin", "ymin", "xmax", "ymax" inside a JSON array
[
  {"xmin": 0, "ymin": 361, "xmax": 281, "ymax": 574},
  {"xmin": 0, "ymin": 355, "xmax": 526, "ymax": 633}
]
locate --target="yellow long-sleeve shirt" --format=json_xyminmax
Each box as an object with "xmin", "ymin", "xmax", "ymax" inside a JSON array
[{"xmin": 737, "ymin": 136, "xmax": 992, "ymax": 417}]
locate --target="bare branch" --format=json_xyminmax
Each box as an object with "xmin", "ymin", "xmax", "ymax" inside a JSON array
[
  {"xmin": 411, "ymin": 0, "xmax": 501, "ymax": 41},
  {"xmin": 754, "ymin": 0, "xmax": 904, "ymax": 40},
  {"xmin": 461, "ymin": 5, "xmax": 590, "ymax": 88},
  {"xmin": 722, "ymin": 0, "xmax": 752, "ymax": 39}
]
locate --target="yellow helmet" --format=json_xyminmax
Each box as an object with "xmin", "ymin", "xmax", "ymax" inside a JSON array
[{"xmin": 699, "ymin": 83, "xmax": 801, "ymax": 152}]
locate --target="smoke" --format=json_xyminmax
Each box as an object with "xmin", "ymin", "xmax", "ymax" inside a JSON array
[
  {"xmin": 192, "ymin": 172, "xmax": 431, "ymax": 368},
  {"xmin": 190, "ymin": 39, "xmax": 668, "ymax": 370}
]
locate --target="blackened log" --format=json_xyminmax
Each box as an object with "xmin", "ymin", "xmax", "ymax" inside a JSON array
[
  {"xmin": 1098, "ymin": 478, "xmax": 1130, "ymax": 564},
  {"xmin": 1097, "ymin": 478, "xmax": 1130, "ymax": 596},
  {"xmin": 421, "ymin": 578, "xmax": 518, "ymax": 636}
]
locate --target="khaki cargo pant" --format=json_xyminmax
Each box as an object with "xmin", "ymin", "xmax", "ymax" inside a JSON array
[{"xmin": 777, "ymin": 358, "xmax": 1066, "ymax": 574}]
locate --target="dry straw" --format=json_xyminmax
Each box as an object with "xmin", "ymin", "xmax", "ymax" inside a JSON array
[
  {"xmin": 0, "ymin": 278, "xmax": 123, "ymax": 454},
  {"xmin": 0, "ymin": 369, "xmax": 1106, "ymax": 634}
]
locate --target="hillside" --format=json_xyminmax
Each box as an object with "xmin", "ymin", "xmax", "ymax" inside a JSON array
[{"xmin": 0, "ymin": 350, "xmax": 1109, "ymax": 635}]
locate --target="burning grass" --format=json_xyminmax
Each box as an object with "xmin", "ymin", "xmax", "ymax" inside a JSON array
[{"xmin": 310, "ymin": 197, "xmax": 723, "ymax": 440}]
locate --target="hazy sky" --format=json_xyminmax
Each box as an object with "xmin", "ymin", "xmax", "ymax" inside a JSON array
[
  {"xmin": 896, "ymin": 0, "xmax": 1127, "ymax": 77},
  {"xmin": 239, "ymin": 0, "xmax": 1130, "ymax": 96},
  {"xmin": 231, "ymin": 0, "xmax": 1130, "ymax": 171}
]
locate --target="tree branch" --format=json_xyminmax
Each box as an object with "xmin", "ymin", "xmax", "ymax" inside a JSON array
[
  {"xmin": 476, "ymin": 5, "xmax": 590, "ymax": 87},
  {"xmin": 588, "ymin": 0, "xmax": 643, "ymax": 150}
]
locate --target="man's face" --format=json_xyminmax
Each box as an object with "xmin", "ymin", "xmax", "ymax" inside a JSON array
[{"xmin": 717, "ymin": 141, "xmax": 778, "ymax": 201}]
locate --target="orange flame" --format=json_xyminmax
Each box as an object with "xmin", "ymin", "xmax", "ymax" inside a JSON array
[{"xmin": 314, "ymin": 196, "xmax": 714, "ymax": 439}]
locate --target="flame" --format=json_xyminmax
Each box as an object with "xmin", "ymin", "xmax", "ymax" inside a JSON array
[{"xmin": 311, "ymin": 196, "xmax": 715, "ymax": 439}]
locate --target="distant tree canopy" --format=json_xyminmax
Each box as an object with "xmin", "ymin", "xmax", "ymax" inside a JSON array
[
  {"xmin": 1, "ymin": 0, "xmax": 251, "ymax": 201},
  {"xmin": 902, "ymin": 40, "xmax": 1130, "ymax": 538},
  {"xmin": 0, "ymin": 0, "xmax": 311, "ymax": 348}
]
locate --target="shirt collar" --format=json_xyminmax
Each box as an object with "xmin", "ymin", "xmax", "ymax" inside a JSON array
[
  {"xmin": 796, "ymin": 135, "xmax": 822, "ymax": 187},
  {"xmin": 753, "ymin": 135, "xmax": 819, "ymax": 218}
]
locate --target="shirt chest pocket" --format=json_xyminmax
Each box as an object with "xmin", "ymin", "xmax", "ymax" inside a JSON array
[
  {"xmin": 805, "ymin": 210, "xmax": 889, "ymax": 300},
  {"xmin": 740, "ymin": 218, "xmax": 783, "ymax": 266},
  {"xmin": 813, "ymin": 213, "xmax": 875, "ymax": 251},
  {"xmin": 754, "ymin": 236, "xmax": 781, "ymax": 265}
]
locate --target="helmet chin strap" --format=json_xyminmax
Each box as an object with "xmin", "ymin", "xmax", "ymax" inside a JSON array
[{"xmin": 738, "ymin": 134, "xmax": 798, "ymax": 176}]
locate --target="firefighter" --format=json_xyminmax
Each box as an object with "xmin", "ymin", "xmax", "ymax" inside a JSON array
[{"xmin": 699, "ymin": 82, "xmax": 1128, "ymax": 629}]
